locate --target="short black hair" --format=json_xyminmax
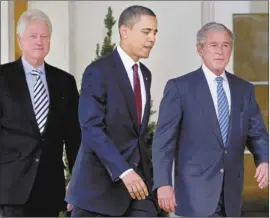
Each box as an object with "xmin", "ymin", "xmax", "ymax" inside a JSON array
[{"xmin": 118, "ymin": 5, "xmax": 156, "ymax": 29}]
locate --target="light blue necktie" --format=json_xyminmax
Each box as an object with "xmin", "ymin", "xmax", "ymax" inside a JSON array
[{"xmin": 216, "ymin": 76, "xmax": 229, "ymax": 146}]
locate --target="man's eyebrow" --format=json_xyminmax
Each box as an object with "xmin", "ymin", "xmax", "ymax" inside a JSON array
[{"xmin": 141, "ymin": 28, "xmax": 158, "ymax": 33}]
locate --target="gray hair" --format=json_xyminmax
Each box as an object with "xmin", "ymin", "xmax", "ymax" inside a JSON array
[
  {"xmin": 197, "ymin": 22, "xmax": 234, "ymax": 46},
  {"xmin": 16, "ymin": 9, "xmax": 52, "ymax": 37},
  {"xmin": 118, "ymin": 5, "xmax": 156, "ymax": 29}
]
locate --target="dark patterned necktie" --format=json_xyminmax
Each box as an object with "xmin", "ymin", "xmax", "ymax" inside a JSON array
[{"xmin": 132, "ymin": 64, "xmax": 142, "ymax": 126}]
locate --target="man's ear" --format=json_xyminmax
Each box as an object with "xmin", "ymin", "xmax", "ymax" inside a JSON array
[
  {"xmin": 196, "ymin": 44, "xmax": 203, "ymax": 57},
  {"xmin": 119, "ymin": 24, "xmax": 129, "ymax": 39}
]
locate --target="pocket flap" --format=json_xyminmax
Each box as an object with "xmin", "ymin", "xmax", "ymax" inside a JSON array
[{"xmin": 0, "ymin": 152, "xmax": 20, "ymax": 163}]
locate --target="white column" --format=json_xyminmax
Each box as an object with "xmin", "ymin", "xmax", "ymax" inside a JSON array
[
  {"xmin": 201, "ymin": 0, "xmax": 215, "ymax": 26},
  {"xmin": 1, "ymin": 1, "xmax": 15, "ymax": 64}
]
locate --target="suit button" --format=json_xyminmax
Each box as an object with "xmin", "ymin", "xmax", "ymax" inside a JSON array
[
  {"xmin": 35, "ymin": 158, "xmax": 40, "ymax": 162},
  {"xmin": 220, "ymin": 169, "xmax": 224, "ymax": 173},
  {"xmin": 224, "ymin": 150, "xmax": 227, "ymax": 154}
]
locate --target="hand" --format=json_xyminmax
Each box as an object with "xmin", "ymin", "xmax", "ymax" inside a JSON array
[
  {"xmin": 255, "ymin": 162, "xmax": 269, "ymax": 189},
  {"xmin": 121, "ymin": 170, "xmax": 149, "ymax": 200},
  {"xmin": 66, "ymin": 182, "xmax": 73, "ymax": 211},
  {"xmin": 157, "ymin": 186, "xmax": 177, "ymax": 213}
]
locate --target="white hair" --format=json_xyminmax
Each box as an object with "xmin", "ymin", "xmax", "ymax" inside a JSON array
[
  {"xmin": 16, "ymin": 9, "xmax": 52, "ymax": 37},
  {"xmin": 197, "ymin": 22, "xmax": 234, "ymax": 47}
]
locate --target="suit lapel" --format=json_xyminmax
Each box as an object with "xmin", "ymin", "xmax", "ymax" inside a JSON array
[
  {"xmin": 11, "ymin": 59, "xmax": 40, "ymax": 134},
  {"xmin": 195, "ymin": 68, "xmax": 223, "ymax": 147},
  {"xmin": 226, "ymin": 72, "xmax": 242, "ymax": 146},
  {"xmin": 112, "ymin": 50, "xmax": 139, "ymax": 132},
  {"xmin": 42, "ymin": 63, "xmax": 58, "ymax": 135},
  {"xmin": 140, "ymin": 65, "xmax": 151, "ymax": 134}
]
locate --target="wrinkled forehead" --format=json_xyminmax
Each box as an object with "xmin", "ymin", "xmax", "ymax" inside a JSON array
[{"xmin": 203, "ymin": 30, "xmax": 231, "ymax": 45}]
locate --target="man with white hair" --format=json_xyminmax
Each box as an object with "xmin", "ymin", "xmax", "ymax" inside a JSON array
[
  {"xmin": 0, "ymin": 9, "xmax": 81, "ymax": 217},
  {"xmin": 152, "ymin": 22, "xmax": 269, "ymax": 217}
]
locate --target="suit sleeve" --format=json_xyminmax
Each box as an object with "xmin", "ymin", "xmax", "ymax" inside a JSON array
[
  {"xmin": 79, "ymin": 65, "xmax": 131, "ymax": 181},
  {"xmin": 152, "ymin": 79, "xmax": 182, "ymax": 191},
  {"xmin": 0, "ymin": 65, "xmax": 3, "ymax": 141},
  {"xmin": 64, "ymin": 75, "xmax": 81, "ymax": 173},
  {"xmin": 246, "ymin": 85, "xmax": 269, "ymax": 166}
]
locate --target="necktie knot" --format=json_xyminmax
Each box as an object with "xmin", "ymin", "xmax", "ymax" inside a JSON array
[
  {"xmin": 31, "ymin": 69, "xmax": 42, "ymax": 77},
  {"xmin": 216, "ymin": 76, "xmax": 223, "ymax": 84},
  {"xmin": 132, "ymin": 63, "xmax": 138, "ymax": 72}
]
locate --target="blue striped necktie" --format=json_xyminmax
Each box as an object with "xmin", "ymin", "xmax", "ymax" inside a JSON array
[
  {"xmin": 216, "ymin": 76, "xmax": 229, "ymax": 146},
  {"xmin": 31, "ymin": 69, "xmax": 49, "ymax": 134}
]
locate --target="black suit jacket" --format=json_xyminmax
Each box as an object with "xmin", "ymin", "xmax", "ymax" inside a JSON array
[
  {"xmin": 0, "ymin": 58, "xmax": 81, "ymax": 207},
  {"xmin": 66, "ymin": 49, "xmax": 154, "ymax": 215}
]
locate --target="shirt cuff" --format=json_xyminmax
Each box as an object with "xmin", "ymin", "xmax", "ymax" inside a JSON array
[{"xmin": 119, "ymin": 168, "xmax": 134, "ymax": 179}]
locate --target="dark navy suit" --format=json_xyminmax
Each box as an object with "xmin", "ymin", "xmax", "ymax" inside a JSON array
[
  {"xmin": 152, "ymin": 67, "xmax": 268, "ymax": 216},
  {"xmin": 66, "ymin": 49, "xmax": 156, "ymax": 216}
]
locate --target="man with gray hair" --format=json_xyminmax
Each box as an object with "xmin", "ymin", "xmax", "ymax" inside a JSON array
[
  {"xmin": 152, "ymin": 22, "xmax": 269, "ymax": 216},
  {"xmin": 66, "ymin": 5, "xmax": 158, "ymax": 217},
  {"xmin": 0, "ymin": 9, "xmax": 81, "ymax": 217}
]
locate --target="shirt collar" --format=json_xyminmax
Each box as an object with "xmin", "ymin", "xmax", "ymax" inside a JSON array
[
  {"xmin": 21, "ymin": 55, "xmax": 45, "ymax": 75},
  {"xmin": 202, "ymin": 63, "xmax": 228, "ymax": 84},
  {"xmin": 117, "ymin": 45, "xmax": 140, "ymax": 71}
]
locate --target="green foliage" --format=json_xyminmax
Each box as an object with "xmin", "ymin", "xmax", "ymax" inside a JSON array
[
  {"xmin": 63, "ymin": 145, "xmax": 70, "ymax": 184},
  {"xmin": 92, "ymin": 7, "xmax": 116, "ymax": 62},
  {"xmin": 146, "ymin": 100, "xmax": 157, "ymax": 148}
]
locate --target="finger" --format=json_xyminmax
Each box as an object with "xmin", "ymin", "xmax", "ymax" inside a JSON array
[
  {"xmin": 158, "ymin": 197, "xmax": 163, "ymax": 210},
  {"xmin": 259, "ymin": 177, "xmax": 268, "ymax": 189},
  {"xmin": 161, "ymin": 199, "xmax": 169, "ymax": 212},
  {"xmin": 138, "ymin": 180, "xmax": 149, "ymax": 197},
  {"xmin": 165, "ymin": 199, "xmax": 173, "ymax": 213},
  {"xmin": 67, "ymin": 204, "xmax": 73, "ymax": 212},
  {"xmin": 255, "ymin": 167, "xmax": 261, "ymax": 178},
  {"xmin": 131, "ymin": 183, "xmax": 142, "ymax": 200},
  {"xmin": 168, "ymin": 198, "xmax": 176, "ymax": 212},
  {"xmin": 257, "ymin": 171, "xmax": 264, "ymax": 183},
  {"xmin": 134, "ymin": 181, "xmax": 146, "ymax": 200},
  {"xmin": 162, "ymin": 199, "xmax": 169, "ymax": 212},
  {"xmin": 127, "ymin": 184, "xmax": 136, "ymax": 199},
  {"xmin": 258, "ymin": 177, "xmax": 266, "ymax": 189}
]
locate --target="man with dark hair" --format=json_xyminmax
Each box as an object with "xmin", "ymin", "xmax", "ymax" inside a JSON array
[{"xmin": 66, "ymin": 5, "xmax": 158, "ymax": 217}]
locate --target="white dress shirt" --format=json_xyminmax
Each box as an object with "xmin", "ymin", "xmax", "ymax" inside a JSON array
[
  {"xmin": 117, "ymin": 45, "xmax": 146, "ymax": 121},
  {"xmin": 116, "ymin": 45, "xmax": 147, "ymax": 179},
  {"xmin": 202, "ymin": 64, "xmax": 231, "ymax": 118}
]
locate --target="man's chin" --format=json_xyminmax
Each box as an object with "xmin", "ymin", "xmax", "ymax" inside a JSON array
[{"xmin": 139, "ymin": 52, "xmax": 150, "ymax": 59}]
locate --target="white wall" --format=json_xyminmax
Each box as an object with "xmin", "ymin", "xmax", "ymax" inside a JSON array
[
  {"xmin": 28, "ymin": 1, "xmax": 71, "ymax": 73},
  {"xmin": 211, "ymin": 1, "xmax": 269, "ymax": 73}
]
